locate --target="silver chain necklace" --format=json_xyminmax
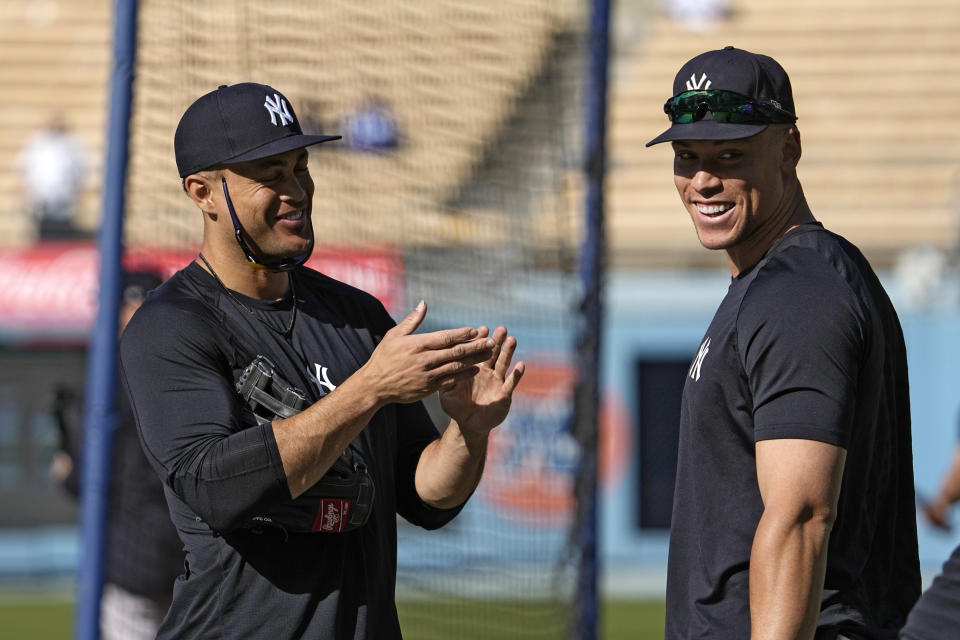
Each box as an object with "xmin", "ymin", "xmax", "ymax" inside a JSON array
[{"xmin": 197, "ymin": 252, "xmax": 298, "ymax": 336}]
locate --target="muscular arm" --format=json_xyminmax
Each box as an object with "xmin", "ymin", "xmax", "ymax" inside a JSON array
[
  {"xmin": 413, "ymin": 419, "xmax": 488, "ymax": 509},
  {"xmin": 273, "ymin": 302, "xmax": 496, "ymax": 499},
  {"xmin": 750, "ymin": 438, "xmax": 846, "ymax": 640},
  {"xmin": 413, "ymin": 327, "xmax": 523, "ymax": 509},
  {"xmin": 270, "ymin": 371, "xmax": 383, "ymax": 499},
  {"xmin": 124, "ymin": 298, "xmax": 493, "ymax": 533}
]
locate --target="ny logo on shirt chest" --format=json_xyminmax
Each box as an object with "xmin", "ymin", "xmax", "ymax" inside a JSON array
[
  {"xmin": 689, "ymin": 337, "xmax": 711, "ymax": 381},
  {"xmin": 309, "ymin": 363, "xmax": 338, "ymax": 396}
]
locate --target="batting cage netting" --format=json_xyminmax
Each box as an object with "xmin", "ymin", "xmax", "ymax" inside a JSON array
[{"xmin": 115, "ymin": 1, "xmax": 598, "ymax": 638}]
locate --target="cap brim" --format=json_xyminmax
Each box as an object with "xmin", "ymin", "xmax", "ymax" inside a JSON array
[
  {"xmin": 645, "ymin": 121, "xmax": 769, "ymax": 147},
  {"xmin": 223, "ymin": 133, "xmax": 342, "ymax": 165}
]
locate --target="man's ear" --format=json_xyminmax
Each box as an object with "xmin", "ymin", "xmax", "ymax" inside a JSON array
[
  {"xmin": 781, "ymin": 126, "xmax": 802, "ymax": 173},
  {"xmin": 183, "ymin": 173, "xmax": 217, "ymax": 213}
]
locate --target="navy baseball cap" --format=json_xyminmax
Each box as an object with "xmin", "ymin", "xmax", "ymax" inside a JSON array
[
  {"xmin": 646, "ymin": 46, "xmax": 797, "ymax": 147},
  {"xmin": 174, "ymin": 83, "xmax": 341, "ymax": 178}
]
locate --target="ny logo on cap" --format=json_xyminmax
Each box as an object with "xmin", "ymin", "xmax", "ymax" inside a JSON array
[
  {"xmin": 264, "ymin": 93, "xmax": 294, "ymax": 126},
  {"xmin": 686, "ymin": 73, "xmax": 712, "ymax": 91}
]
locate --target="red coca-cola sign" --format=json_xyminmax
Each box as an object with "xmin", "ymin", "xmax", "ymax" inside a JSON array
[
  {"xmin": 0, "ymin": 243, "xmax": 100, "ymax": 332},
  {"xmin": 0, "ymin": 242, "xmax": 404, "ymax": 341}
]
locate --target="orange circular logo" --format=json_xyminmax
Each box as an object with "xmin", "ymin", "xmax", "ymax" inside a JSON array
[{"xmin": 480, "ymin": 359, "xmax": 631, "ymax": 526}]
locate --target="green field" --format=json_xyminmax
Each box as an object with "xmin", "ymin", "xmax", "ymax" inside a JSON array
[
  {"xmin": 0, "ymin": 598, "xmax": 665, "ymax": 639},
  {"xmin": 0, "ymin": 601, "xmax": 74, "ymax": 639}
]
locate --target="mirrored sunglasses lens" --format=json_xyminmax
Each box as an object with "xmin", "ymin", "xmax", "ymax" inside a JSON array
[
  {"xmin": 667, "ymin": 97, "xmax": 774, "ymax": 124},
  {"xmin": 712, "ymin": 104, "xmax": 756, "ymax": 123},
  {"xmin": 666, "ymin": 90, "xmax": 767, "ymax": 123}
]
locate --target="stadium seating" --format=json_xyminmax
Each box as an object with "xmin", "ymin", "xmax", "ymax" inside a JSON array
[
  {"xmin": 2, "ymin": 0, "xmax": 959, "ymax": 272},
  {"xmin": 121, "ymin": 0, "xmax": 576, "ymax": 251},
  {"xmin": 608, "ymin": 0, "xmax": 960, "ymax": 267}
]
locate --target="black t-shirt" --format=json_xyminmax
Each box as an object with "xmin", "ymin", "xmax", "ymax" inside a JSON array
[
  {"xmin": 119, "ymin": 262, "xmax": 461, "ymax": 640},
  {"xmin": 665, "ymin": 223, "xmax": 920, "ymax": 639},
  {"xmin": 58, "ymin": 384, "xmax": 184, "ymax": 600},
  {"xmin": 107, "ymin": 388, "xmax": 185, "ymax": 599}
]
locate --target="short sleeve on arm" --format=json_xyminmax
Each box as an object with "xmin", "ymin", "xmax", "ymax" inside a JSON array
[
  {"xmin": 119, "ymin": 300, "xmax": 289, "ymax": 532},
  {"xmin": 738, "ymin": 252, "xmax": 864, "ymax": 448}
]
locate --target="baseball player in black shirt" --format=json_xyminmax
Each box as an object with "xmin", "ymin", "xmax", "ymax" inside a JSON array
[
  {"xmin": 54, "ymin": 271, "xmax": 183, "ymax": 640},
  {"xmin": 119, "ymin": 83, "xmax": 524, "ymax": 639},
  {"xmin": 646, "ymin": 48, "xmax": 920, "ymax": 639}
]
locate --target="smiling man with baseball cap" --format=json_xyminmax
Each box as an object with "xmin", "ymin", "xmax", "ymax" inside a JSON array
[
  {"xmin": 119, "ymin": 83, "xmax": 525, "ymax": 639},
  {"xmin": 173, "ymin": 82, "xmax": 340, "ymax": 271},
  {"xmin": 649, "ymin": 48, "xmax": 920, "ymax": 639}
]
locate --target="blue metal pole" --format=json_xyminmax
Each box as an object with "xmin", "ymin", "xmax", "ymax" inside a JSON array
[
  {"xmin": 573, "ymin": 0, "xmax": 611, "ymax": 638},
  {"xmin": 74, "ymin": 1, "xmax": 138, "ymax": 638}
]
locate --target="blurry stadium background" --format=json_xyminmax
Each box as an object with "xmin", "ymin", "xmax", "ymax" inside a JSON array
[{"xmin": 2, "ymin": 0, "xmax": 960, "ymax": 638}]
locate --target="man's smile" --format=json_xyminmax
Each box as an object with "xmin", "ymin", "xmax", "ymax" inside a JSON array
[{"xmin": 695, "ymin": 202, "xmax": 734, "ymax": 217}]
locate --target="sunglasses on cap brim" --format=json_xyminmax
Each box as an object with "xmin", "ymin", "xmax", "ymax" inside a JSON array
[{"xmin": 663, "ymin": 89, "xmax": 797, "ymax": 124}]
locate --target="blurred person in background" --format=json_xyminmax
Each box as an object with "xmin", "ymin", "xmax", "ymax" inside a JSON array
[
  {"xmin": 899, "ymin": 440, "xmax": 960, "ymax": 639},
  {"xmin": 343, "ymin": 94, "xmax": 400, "ymax": 152},
  {"xmin": 663, "ymin": 0, "xmax": 732, "ymax": 31},
  {"xmin": 646, "ymin": 47, "xmax": 920, "ymax": 639},
  {"xmin": 919, "ymin": 438, "xmax": 960, "ymax": 532},
  {"xmin": 51, "ymin": 270, "xmax": 183, "ymax": 640},
  {"xmin": 17, "ymin": 111, "xmax": 89, "ymax": 240}
]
